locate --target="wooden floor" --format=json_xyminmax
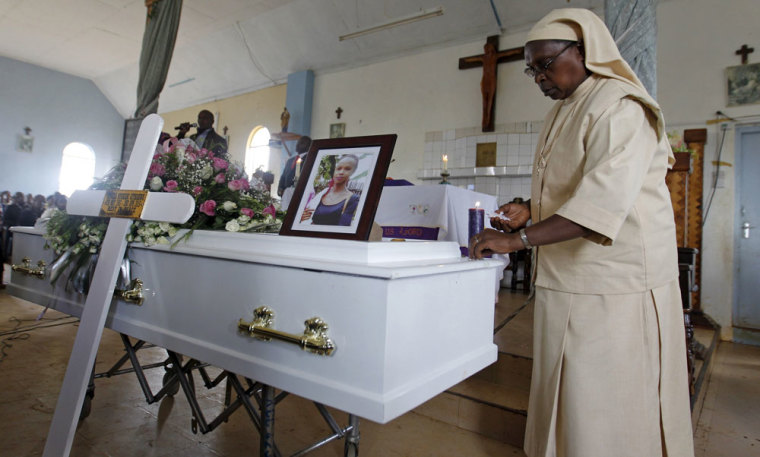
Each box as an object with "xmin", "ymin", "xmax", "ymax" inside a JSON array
[{"xmin": 1, "ymin": 266, "xmax": 758, "ymax": 456}]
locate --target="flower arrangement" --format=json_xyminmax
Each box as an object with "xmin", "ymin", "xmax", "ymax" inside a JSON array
[
  {"xmin": 44, "ymin": 137, "xmax": 283, "ymax": 290},
  {"xmin": 667, "ymin": 130, "xmax": 694, "ymax": 154}
]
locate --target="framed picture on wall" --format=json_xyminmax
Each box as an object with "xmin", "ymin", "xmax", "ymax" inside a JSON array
[
  {"xmin": 279, "ymin": 134, "xmax": 397, "ymax": 240},
  {"xmin": 122, "ymin": 117, "xmax": 144, "ymax": 162},
  {"xmin": 329, "ymin": 123, "xmax": 346, "ymax": 138},
  {"xmin": 727, "ymin": 62, "xmax": 760, "ymax": 106}
]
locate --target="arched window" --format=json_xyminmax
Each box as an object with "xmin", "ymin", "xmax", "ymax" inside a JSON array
[
  {"xmin": 58, "ymin": 142, "xmax": 96, "ymax": 196},
  {"xmin": 244, "ymin": 126, "xmax": 272, "ymax": 177}
]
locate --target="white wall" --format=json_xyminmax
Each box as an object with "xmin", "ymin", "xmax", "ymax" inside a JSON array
[
  {"xmin": 0, "ymin": 57, "xmax": 124, "ymax": 197},
  {"xmin": 658, "ymin": 0, "xmax": 760, "ymax": 340}
]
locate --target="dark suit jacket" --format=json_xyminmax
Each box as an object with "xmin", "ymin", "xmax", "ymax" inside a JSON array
[
  {"xmin": 278, "ymin": 153, "xmax": 307, "ymax": 195},
  {"xmin": 192, "ymin": 128, "xmax": 228, "ymax": 158}
]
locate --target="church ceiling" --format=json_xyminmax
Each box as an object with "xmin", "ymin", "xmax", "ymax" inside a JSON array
[{"xmin": 0, "ymin": 0, "xmax": 603, "ymax": 118}]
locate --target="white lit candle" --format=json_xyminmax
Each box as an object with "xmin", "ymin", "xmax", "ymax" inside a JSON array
[
  {"xmin": 442, "ymin": 154, "xmax": 448, "ymax": 172},
  {"xmin": 295, "ymin": 156, "xmax": 302, "ymax": 181}
]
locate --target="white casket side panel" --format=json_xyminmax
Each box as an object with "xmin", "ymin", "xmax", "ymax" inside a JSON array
[{"xmin": 8, "ymin": 228, "xmax": 500, "ymax": 423}]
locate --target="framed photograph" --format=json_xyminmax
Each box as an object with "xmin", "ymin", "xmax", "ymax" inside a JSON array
[
  {"xmin": 280, "ymin": 134, "xmax": 397, "ymax": 240},
  {"xmin": 329, "ymin": 123, "xmax": 346, "ymax": 138},
  {"xmin": 17, "ymin": 134, "xmax": 34, "ymax": 153},
  {"xmin": 727, "ymin": 63, "xmax": 760, "ymax": 106}
]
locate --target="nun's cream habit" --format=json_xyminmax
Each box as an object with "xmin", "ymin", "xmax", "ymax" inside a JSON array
[{"xmin": 523, "ymin": 9, "xmax": 694, "ymax": 457}]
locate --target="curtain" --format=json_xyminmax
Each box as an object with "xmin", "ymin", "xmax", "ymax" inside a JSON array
[
  {"xmin": 134, "ymin": 0, "xmax": 183, "ymax": 118},
  {"xmin": 605, "ymin": 0, "xmax": 658, "ymax": 98}
]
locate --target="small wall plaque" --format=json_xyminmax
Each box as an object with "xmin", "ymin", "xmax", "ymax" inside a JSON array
[{"xmin": 476, "ymin": 142, "xmax": 497, "ymax": 167}]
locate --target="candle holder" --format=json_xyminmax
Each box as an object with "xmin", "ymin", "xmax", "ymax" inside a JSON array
[{"xmin": 439, "ymin": 170, "xmax": 450, "ymax": 185}]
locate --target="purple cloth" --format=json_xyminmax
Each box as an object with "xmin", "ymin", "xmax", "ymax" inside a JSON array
[
  {"xmin": 383, "ymin": 179, "xmax": 414, "ymax": 186},
  {"xmin": 381, "ymin": 226, "xmax": 440, "ymax": 240}
]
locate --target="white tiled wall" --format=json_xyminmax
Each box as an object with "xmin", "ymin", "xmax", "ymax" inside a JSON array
[{"xmin": 422, "ymin": 121, "xmax": 542, "ymax": 204}]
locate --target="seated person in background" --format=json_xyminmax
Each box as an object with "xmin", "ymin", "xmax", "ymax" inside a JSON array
[
  {"xmin": 176, "ymin": 109, "xmax": 228, "ymax": 158},
  {"xmin": 19, "ymin": 194, "xmax": 45, "ymax": 226},
  {"xmin": 278, "ymin": 136, "xmax": 312, "ymax": 210},
  {"xmin": 2, "ymin": 192, "xmax": 25, "ymax": 263},
  {"xmin": 3, "ymin": 192, "xmax": 25, "ymax": 228},
  {"xmin": 300, "ymin": 154, "xmax": 360, "ymax": 226}
]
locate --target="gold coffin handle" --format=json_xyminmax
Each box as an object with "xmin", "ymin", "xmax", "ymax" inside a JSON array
[
  {"xmin": 238, "ymin": 306, "xmax": 336, "ymax": 356},
  {"xmin": 11, "ymin": 257, "xmax": 46, "ymax": 279},
  {"xmin": 114, "ymin": 279, "xmax": 145, "ymax": 305}
]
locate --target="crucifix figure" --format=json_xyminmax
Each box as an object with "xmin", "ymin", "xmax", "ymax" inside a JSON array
[
  {"xmin": 336, "ymin": 107, "xmax": 343, "ymax": 119},
  {"xmin": 736, "ymin": 44, "xmax": 754, "ymax": 64},
  {"xmin": 459, "ymin": 35, "xmax": 524, "ymax": 132}
]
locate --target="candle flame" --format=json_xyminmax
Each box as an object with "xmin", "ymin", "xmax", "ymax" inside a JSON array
[
  {"xmin": 475, "ymin": 201, "xmax": 480, "ymax": 208},
  {"xmin": 296, "ymin": 156, "xmax": 302, "ymax": 164},
  {"xmin": 442, "ymin": 154, "xmax": 448, "ymax": 162}
]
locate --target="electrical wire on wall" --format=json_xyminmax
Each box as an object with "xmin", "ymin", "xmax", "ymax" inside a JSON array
[{"xmin": 701, "ymin": 113, "xmax": 731, "ymax": 227}]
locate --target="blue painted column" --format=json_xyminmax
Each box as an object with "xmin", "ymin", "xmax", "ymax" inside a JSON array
[{"xmin": 284, "ymin": 69, "xmax": 314, "ymax": 142}]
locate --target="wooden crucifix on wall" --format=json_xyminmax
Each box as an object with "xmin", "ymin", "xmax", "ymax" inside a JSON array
[{"xmin": 459, "ymin": 35, "xmax": 524, "ymax": 132}]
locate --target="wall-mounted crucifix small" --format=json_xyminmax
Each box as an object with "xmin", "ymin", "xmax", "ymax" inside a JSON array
[
  {"xmin": 336, "ymin": 107, "xmax": 343, "ymax": 119},
  {"xmin": 735, "ymin": 44, "xmax": 754, "ymax": 64},
  {"xmin": 459, "ymin": 35, "xmax": 524, "ymax": 132}
]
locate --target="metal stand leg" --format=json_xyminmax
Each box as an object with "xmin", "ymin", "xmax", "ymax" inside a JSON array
[
  {"xmin": 344, "ymin": 415, "xmax": 360, "ymax": 457},
  {"xmin": 260, "ymin": 384, "xmax": 276, "ymax": 457}
]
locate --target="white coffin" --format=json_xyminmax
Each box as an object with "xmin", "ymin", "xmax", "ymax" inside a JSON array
[{"xmin": 8, "ymin": 227, "xmax": 502, "ymax": 423}]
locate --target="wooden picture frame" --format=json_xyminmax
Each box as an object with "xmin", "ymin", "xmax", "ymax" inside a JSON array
[{"xmin": 279, "ymin": 134, "xmax": 397, "ymax": 240}]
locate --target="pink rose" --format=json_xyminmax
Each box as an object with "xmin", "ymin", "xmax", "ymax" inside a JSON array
[
  {"xmin": 163, "ymin": 180, "xmax": 178, "ymax": 192},
  {"xmin": 213, "ymin": 157, "xmax": 229, "ymax": 171},
  {"xmin": 192, "ymin": 186, "xmax": 203, "ymax": 196},
  {"xmin": 199, "ymin": 200, "xmax": 216, "ymax": 216},
  {"xmin": 228, "ymin": 179, "xmax": 250, "ymax": 191},
  {"xmin": 215, "ymin": 173, "xmax": 226, "ymax": 183},
  {"xmin": 262, "ymin": 205, "xmax": 276, "ymax": 217},
  {"xmin": 241, "ymin": 207, "xmax": 254, "ymax": 218},
  {"xmin": 149, "ymin": 162, "xmax": 165, "ymax": 177}
]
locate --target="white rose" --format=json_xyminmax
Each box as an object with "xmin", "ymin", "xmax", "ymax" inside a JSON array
[
  {"xmin": 225, "ymin": 220, "xmax": 241, "ymax": 232},
  {"xmin": 150, "ymin": 176, "xmax": 163, "ymax": 191},
  {"xmin": 200, "ymin": 165, "xmax": 213, "ymax": 180},
  {"xmin": 158, "ymin": 222, "xmax": 172, "ymax": 233},
  {"xmin": 223, "ymin": 201, "xmax": 237, "ymax": 212}
]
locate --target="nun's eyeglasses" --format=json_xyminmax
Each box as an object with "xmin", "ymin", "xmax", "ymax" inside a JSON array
[{"xmin": 524, "ymin": 41, "xmax": 579, "ymax": 78}]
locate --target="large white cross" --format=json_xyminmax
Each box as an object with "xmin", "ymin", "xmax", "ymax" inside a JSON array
[{"xmin": 42, "ymin": 114, "xmax": 195, "ymax": 457}]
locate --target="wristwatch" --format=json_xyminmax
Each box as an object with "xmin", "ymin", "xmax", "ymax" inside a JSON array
[{"xmin": 518, "ymin": 228, "xmax": 533, "ymax": 249}]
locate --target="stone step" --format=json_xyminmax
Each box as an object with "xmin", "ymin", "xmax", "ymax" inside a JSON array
[{"xmin": 413, "ymin": 350, "xmax": 532, "ymax": 448}]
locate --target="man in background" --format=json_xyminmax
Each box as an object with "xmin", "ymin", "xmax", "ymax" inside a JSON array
[
  {"xmin": 177, "ymin": 109, "xmax": 228, "ymax": 158},
  {"xmin": 278, "ymin": 135, "xmax": 312, "ymax": 210}
]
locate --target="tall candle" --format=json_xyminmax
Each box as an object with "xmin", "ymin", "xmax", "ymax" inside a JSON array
[
  {"xmin": 442, "ymin": 154, "xmax": 448, "ymax": 172},
  {"xmin": 468, "ymin": 201, "xmax": 484, "ymax": 244},
  {"xmin": 295, "ymin": 156, "xmax": 302, "ymax": 181}
]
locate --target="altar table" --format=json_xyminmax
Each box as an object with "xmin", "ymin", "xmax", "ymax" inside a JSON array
[{"xmin": 375, "ymin": 185, "xmax": 499, "ymax": 251}]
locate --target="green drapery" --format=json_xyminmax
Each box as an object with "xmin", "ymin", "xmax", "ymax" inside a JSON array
[{"xmin": 134, "ymin": 0, "xmax": 183, "ymax": 118}]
